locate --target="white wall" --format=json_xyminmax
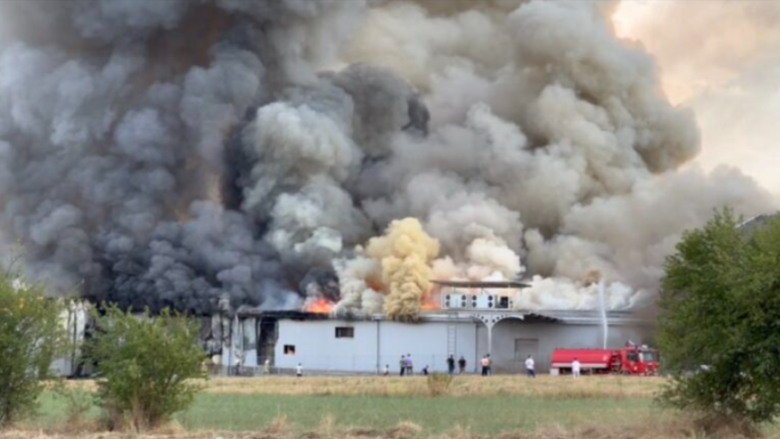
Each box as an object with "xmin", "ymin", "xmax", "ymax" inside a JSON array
[
  {"xmin": 274, "ymin": 317, "xmax": 655, "ymax": 374},
  {"xmin": 274, "ymin": 319, "xmax": 480, "ymax": 374}
]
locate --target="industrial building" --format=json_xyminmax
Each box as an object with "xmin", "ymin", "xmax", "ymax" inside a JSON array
[
  {"xmin": 206, "ymin": 280, "xmax": 655, "ymax": 375},
  {"xmin": 55, "ymin": 281, "xmax": 655, "ymax": 376}
]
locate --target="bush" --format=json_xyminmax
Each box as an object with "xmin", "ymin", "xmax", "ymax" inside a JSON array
[
  {"xmin": 658, "ymin": 209, "xmax": 780, "ymax": 429},
  {"xmin": 53, "ymin": 382, "xmax": 96, "ymax": 431},
  {"xmin": 86, "ymin": 305, "xmax": 207, "ymax": 431},
  {"xmin": 426, "ymin": 373, "xmax": 453, "ymax": 397},
  {"xmin": 0, "ymin": 273, "xmax": 66, "ymax": 427}
]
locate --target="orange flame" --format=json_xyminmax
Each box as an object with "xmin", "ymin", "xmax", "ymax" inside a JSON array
[
  {"xmin": 421, "ymin": 290, "xmax": 440, "ymax": 311},
  {"xmin": 421, "ymin": 300, "xmax": 440, "ymax": 310},
  {"xmin": 305, "ymin": 298, "xmax": 335, "ymax": 314}
]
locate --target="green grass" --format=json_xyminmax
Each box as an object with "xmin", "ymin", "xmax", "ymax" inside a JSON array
[{"xmin": 31, "ymin": 392, "xmax": 661, "ymax": 436}]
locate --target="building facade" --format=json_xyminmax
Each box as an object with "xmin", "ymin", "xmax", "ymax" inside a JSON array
[{"xmin": 237, "ymin": 309, "xmax": 654, "ymax": 375}]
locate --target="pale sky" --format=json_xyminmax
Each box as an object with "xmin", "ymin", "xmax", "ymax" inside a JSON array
[{"xmin": 613, "ymin": 0, "xmax": 780, "ymax": 200}]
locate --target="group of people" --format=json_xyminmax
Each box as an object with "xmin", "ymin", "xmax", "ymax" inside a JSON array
[
  {"xmin": 387, "ymin": 354, "xmax": 470, "ymax": 376},
  {"xmin": 379, "ymin": 354, "xmax": 581, "ymax": 377},
  {"xmin": 283, "ymin": 355, "xmax": 584, "ymax": 377}
]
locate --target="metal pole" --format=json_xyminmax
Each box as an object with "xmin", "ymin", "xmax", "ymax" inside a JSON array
[
  {"xmin": 376, "ymin": 319, "xmax": 381, "ymax": 375},
  {"xmin": 487, "ymin": 323, "xmax": 493, "ymax": 357}
]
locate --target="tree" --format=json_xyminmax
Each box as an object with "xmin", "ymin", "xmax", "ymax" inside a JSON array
[
  {"xmin": 658, "ymin": 208, "xmax": 780, "ymax": 430},
  {"xmin": 0, "ymin": 272, "xmax": 67, "ymax": 427},
  {"xmin": 86, "ymin": 305, "xmax": 207, "ymax": 431}
]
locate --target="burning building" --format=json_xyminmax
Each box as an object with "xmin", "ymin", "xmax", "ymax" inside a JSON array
[
  {"xmin": 0, "ymin": 0, "xmax": 774, "ymax": 354},
  {"xmin": 186, "ymin": 280, "xmax": 654, "ymax": 375}
]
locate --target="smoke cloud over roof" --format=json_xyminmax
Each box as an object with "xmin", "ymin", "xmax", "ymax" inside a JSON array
[{"xmin": 0, "ymin": 0, "xmax": 773, "ymax": 316}]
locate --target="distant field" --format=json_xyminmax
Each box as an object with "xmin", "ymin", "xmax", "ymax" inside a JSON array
[{"xmin": 7, "ymin": 376, "xmax": 703, "ymax": 439}]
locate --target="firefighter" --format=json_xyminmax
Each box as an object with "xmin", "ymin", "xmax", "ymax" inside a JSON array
[
  {"xmin": 447, "ymin": 355, "xmax": 455, "ymax": 375},
  {"xmin": 400, "ymin": 355, "xmax": 406, "ymax": 376},
  {"xmin": 458, "ymin": 356, "xmax": 467, "ymax": 374},
  {"xmin": 525, "ymin": 355, "xmax": 536, "ymax": 378},
  {"xmin": 572, "ymin": 358, "xmax": 581, "ymax": 378}
]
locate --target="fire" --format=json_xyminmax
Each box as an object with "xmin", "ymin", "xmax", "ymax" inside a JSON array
[
  {"xmin": 305, "ymin": 298, "xmax": 335, "ymax": 314},
  {"xmin": 421, "ymin": 301, "xmax": 440, "ymax": 310},
  {"xmin": 421, "ymin": 290, "xmax": 440, "ymax": 311}
]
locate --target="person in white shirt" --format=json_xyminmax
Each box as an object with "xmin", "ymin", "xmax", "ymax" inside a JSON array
[
  {"xmin": 572, "ymin": 358, "xmax": 581, "ymax": 378},
  {"xmin": 383, "ymin": 364, "xmax": 390, "ymax": 376},
  {"xmin": 524, "ymin": 355, "xmax": 536, "ymax": 378},
  {"xmin": 296, "ymin": 363, "xmax": 303, "ymax": 377}
]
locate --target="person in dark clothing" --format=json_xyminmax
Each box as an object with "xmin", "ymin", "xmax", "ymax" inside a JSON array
[
  {"xmin": 447, "ymin": 355, "xmax": 455, "ymax": 375},
  {"xmin": 458, "ymin": 356, "xmax": 467, "ymax": 374},
  {"xmin": 400, "ymin": 355, "xmax": 406, "ymax": 376},
  {"xmin": 422, "ymin": 365, "xmax": 429, "ymax": 375}
]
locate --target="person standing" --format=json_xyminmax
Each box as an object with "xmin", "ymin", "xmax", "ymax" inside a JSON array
[
  {"xmin": 234, "ymin": 350, "xmax": 243, "ymax": 377},
  {"xmin": 263, "ymin": 358, "xmax": 271, "ymax": 374},
  {"xmin": 458, "ymin": 356, "xmax": 467, "ymax": 374},
  {"xmin": 406, "ymin": 354, "xmax": 414, "ymax": 376},
  {"xmin": 383, "ymin": 364, "xmax": 390, "ymax": 376},
  {"xmin": 525, "ymin": 355, "xmax": 536, "ymax": 378},
  {"xmin": 572, "ymin": 358, "xmax": 581, "ymax": 378},
  {"xmin": 399, "ymin": 355, "xmax": 406, "ymax": 376},
  {"xmin": 480, "ymin": 355, "xmax": 490, "ymax": 376},
  {"xmin": 296, "ymin": 363, "xmax": 303, "ymax": 377},
  {"xmin": 447, "ymin": 355, "xmax": 455, "ymax": 375}
]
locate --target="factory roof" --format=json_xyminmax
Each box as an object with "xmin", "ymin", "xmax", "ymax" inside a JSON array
[
  {"xmin": 432, "ymin": 280, "xmax": 531, "ymax": 289},
  {"xmin": 243, "ymin": 308, "xmax": 653, "ymax": 326}
]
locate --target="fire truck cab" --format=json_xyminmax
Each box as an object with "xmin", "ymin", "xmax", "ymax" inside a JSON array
[{"xmin": 550, "ymin": 345, "xmax": 659, "ymax": 376}]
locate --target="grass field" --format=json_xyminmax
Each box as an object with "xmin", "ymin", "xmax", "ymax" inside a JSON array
[{"xmin": 0, "ymin": 376, "xmax": 757, "ymax": 438}]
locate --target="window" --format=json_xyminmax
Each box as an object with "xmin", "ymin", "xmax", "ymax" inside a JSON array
[
  {"xmin": 335, "ymin": 327, "xmax": 355, "ymax": 338},
  {"xmin": 284, "ymin": 345, "xmax": 296, "ymax": 355}
]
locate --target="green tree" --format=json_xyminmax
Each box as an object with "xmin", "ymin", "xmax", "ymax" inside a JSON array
[
  {"xmin": 86, "ymin": 305, "xmax": 207, "ymax": 431},
  {"xmin": 0, "ymin": 273, "xmax": 66, "ymax": 427},
  {"xmin": 659, "ymin": 208, "xmax": 780, "ymax": 429}
]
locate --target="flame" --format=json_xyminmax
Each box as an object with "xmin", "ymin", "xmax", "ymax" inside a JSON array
[
  {"xmin": 421, "ymin": 290, "xmax": 440, "ymax": 311},
  {"xmin": 421, "ymin": 300, "xmax": 440, "ymax": 310},
  {"xmin": 306, "ymin": 298, "xmax": 335, "ymax": 314}
]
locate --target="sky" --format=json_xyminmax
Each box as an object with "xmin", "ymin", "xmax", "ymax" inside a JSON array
[{"xmin": 613, "ymin": 0, "xmax": 780, "ymax": 201}]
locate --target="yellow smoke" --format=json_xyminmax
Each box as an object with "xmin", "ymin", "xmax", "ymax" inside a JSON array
[{"xmin": 366, "ymin": 218, "xmax": 440, "ymax": 321}]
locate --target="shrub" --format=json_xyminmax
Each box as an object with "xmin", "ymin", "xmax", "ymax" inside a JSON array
[
  {"xmin": 658, "ymin": 209, "xmax": 780, "ymax": 430},
  {"xmin": 86, "ymin": 305, "xmax": 207, "ymax": 431},
  {"xmin": 426, "ymin": 373, "xmax": 453, "ymax": 397},
  {"xmin": 53, "ymin": 382, "xmax": 96, "ymax": 431},
  {"xmin": 0, "ymin": 272, "xmax": 66, "ymax": 427}
]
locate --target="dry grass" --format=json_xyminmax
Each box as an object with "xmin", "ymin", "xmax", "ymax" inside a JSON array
[
  {"xmin": 2, "ymin": 416, "xmax": 774, "ymax": 439},
  {"xmin": 201, "ymin": 375, "xmax": 664, "ymax": 399},
  {"xmin": 55, "ymin": 375, "xmax": 664, "ymax": 399}
]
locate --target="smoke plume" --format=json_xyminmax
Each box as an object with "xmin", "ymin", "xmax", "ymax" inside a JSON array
[
  {"xmin": 366, "ymin": 218, "xmax": 439, "ymax": 321},
  {"xmin": 0, "ymin": 0, "xmax": 774, "ymax": 317}
]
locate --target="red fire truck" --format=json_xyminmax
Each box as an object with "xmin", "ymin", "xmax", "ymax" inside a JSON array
[{"xmin": 550, "ymin": 345, "xmax": 660, "ymax": 376}]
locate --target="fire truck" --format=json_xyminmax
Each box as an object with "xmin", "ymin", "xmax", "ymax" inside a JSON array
[{"xmin": 550, "ymin": 345, "xmax": 659, "ymax": 376}]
